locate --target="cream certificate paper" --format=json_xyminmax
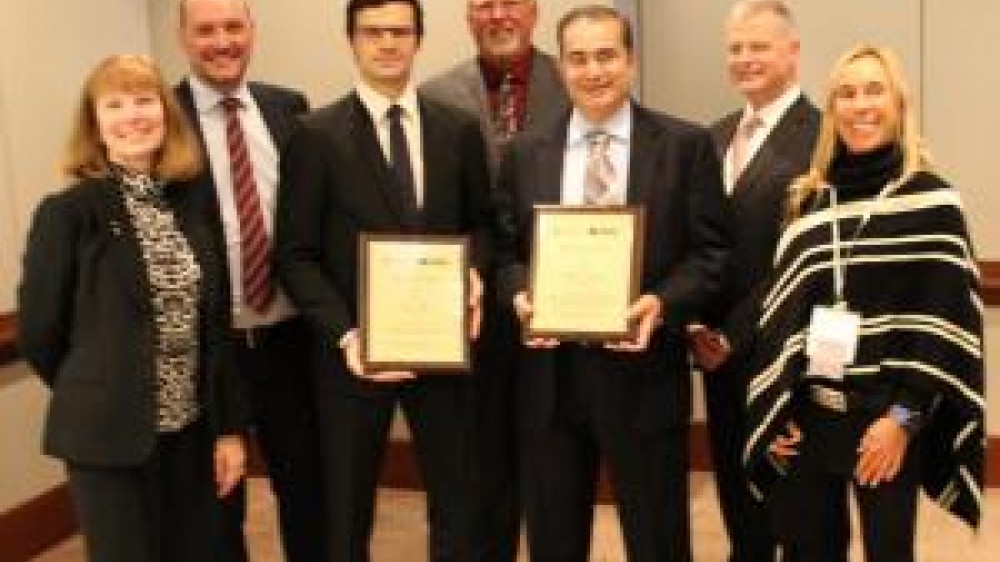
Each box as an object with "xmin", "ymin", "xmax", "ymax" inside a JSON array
[
  {"xmin": 528, "ymin": 206, "xmax": 643, "ymax": 339},
  {"xmin": 361, "ymin": 235, "xmax": 469, "ymax": 370}
]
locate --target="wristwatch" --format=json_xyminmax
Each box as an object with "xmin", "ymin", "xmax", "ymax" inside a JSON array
[{"xmin": 888, "ymin": 404, "xmax": 922, "ymax": 436}]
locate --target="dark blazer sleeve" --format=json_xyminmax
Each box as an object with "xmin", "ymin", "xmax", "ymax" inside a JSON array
[
  {"xmin": 456, "ymin": 113, "xmax": 495, "ymax": 272},
  {"xmin": 18, "ymin": 193, "xmax": 79, "ymax": 385},
  {"xmin": 493, "ymin": 138, "xmax": 527, "ymax": 308},
  {"xmin": 654, "ymin": 127, "xmax": 732, "ymax": 329},
  {"xmin": 275, "ymin": 120, "xmax": 355, "ymax": 340}
]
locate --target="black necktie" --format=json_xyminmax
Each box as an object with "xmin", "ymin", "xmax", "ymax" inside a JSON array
[{"xmin": 387, "ymin": 104, "xmax": 420, "ymax": 226}]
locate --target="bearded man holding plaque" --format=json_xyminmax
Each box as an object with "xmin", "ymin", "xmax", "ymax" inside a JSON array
[
  {"xmin": 274, "ymin": 0, "xmax": 493, "ymax": 560},
  {"xmin": 494, "ymin": 6, "xmax": 731, "ymax": 561}
]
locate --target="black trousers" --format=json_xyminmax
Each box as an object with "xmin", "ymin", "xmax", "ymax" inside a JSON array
[
  {"xmin": 315, "ymin": 373, "xmax": 477, "ymax": 562},
  {"xmin": 67, "ymin": 419, "xmax": 225, "ymax": 562},
  {"xmin": 470, "ymin": 300, "xmax": 521, "ymax": 562},
  {"xmin": 222, "ymin": 317, "xmax": 326, "ymax": 562},
  {"xmin": 520, "ymin": 348, "xmax": 691, "ymax": 562},
  {"xmin": 703, "ymin": 358, "xmax": 779, "ymax": 562},
  {"xmin": 770, "ymin": 402, "xmax": 920, "ymax": 562}
]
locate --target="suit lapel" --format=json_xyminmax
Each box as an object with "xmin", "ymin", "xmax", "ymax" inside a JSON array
[
  {"xmin": 250, "ymin": 84, "xmax": 293, "ymax": 148},
  {"xmin": 711, "ymin": 112, "xmax": 740, "ymax": 159},
  {"xmin": 419, "ymin": 98, "xmax": 444, "ymax": 225},
  {"xmin": 524, "ymin": 50, "xmax": 552, "ymax": 131},
  {"xmin": 626, "ymin": 104, "xmax": 659, "ymax": 206},
  {"xmin": 93, "ymin": 179, "xmax": 153, "ymax": 311},
  {"xmin": 347, "ymin": 93, "xmax": 406, "ymax": 224},
  {"xmin": 736, "ymin": 96, "xmax": 811, "ymax": 191},
  {"xmin": 533, "ymin": 124, "xmax": 566, "ymax": 205},
  {"xmin": 175, "ymin": 79, "xmax": 225, "ymax": 235}
]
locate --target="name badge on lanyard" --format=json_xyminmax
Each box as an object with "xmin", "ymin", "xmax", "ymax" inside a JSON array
[
  {"xmin": 801, "ymin": 183, "xmax": 892, "ymax": 381},
  {"xmin": 805, "ymin": 304, "xmax": 860, "ymax": 380}
]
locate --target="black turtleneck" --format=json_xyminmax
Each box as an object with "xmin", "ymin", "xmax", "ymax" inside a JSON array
[{"xmin": 826, "ymin": 141, "xmax": 903, "ymax": 203}]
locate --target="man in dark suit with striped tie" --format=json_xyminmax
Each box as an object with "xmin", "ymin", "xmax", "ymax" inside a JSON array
[
  {"xmin": 173, "ymin": 1, "xmax": 325, "ymax": 561},
  {"xmin": 687, "ymin": 2, "xmax": 820, "ymax": 561}
]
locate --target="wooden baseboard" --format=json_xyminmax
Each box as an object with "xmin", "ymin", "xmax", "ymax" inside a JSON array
[
  {"xmin": 374, "ymin": 426, "xmax": 998, "ymax": 496},
  {"xmin": 0, "ymin": 313, "xmax": 17, "ymax": 367},
  {"xmin": 2, "ymin": 430, "xmax": 997, "ymax": 562},
  {"xmin": 981, "ymin": 261, "xmax": 1000, "ymax": 304},
  {"xmin": 0, "ymin": 484, "xmax": 76, "ymax": 562}
]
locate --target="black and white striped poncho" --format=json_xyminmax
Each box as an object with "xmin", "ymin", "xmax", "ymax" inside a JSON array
[{"xmin": 743, "ymin": 170, "xmax": 985, "ymax": 528}]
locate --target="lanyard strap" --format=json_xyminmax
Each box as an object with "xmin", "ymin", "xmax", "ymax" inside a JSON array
[{"xmin": 828, "ymin": 181, "xmax": 899, "ymax": 304}]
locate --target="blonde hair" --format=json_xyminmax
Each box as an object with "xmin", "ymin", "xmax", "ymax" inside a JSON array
[
  {"xmin": 786, "ymin": 44, "xmax": 932, "ymax": 220},
  {"xmin": 62, "ymin": 54, "xmax": 201, "ymax": 181}
]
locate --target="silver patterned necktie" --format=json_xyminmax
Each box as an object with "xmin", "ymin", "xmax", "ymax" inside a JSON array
[{"xmin": 584, "ymin": 129, "xmax": 615, "ymax": 205}]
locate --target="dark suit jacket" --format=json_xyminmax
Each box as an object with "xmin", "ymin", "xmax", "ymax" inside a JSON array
[
  {"xmin": 495, "ymin": 103, "xmax": 731, "ymax": 431},
  {"xmin": 274, "ymin": 92, "xmax": 493, "ymax": 389},
  {"xmin": 421, "ymin": 48, "xmax": 570, "ymax": 171},
  {"xmin": 708, "ymin": 94, "xmax": 820, "ymax": 356},
  {"xmin": 18, "ymin": 177, "xmax": 244, "ymax": 466},
  {"xmin": 174, "ymin": 80, "xmax": 309, "ymax": 264}
]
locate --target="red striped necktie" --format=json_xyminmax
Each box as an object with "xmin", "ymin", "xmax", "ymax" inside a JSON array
[{"xmin": 221, "ymin": 96, "xmax": 273, "ymax": 313}]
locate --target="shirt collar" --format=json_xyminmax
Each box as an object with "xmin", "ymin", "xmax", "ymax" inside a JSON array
[
  {"xmin": 355, "ymin": 80, "xmax": 420, "ymax": 124},
  {"xmin": 742, "ymin": 84, "xmax": 802, "ymax": 129},
  {"xmin": 187, "ymin": 74, "xmax": 253, "ymax": 115},
  {"xmin": 567, "ymin": 101, "xmax": 633, "ymax": 147}
]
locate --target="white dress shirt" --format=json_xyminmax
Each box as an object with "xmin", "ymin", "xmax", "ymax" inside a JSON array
[
  {"xmin": 355, "ymin": 81, "xmax": 426, "ymax": 207},
  {"xmin": 187, "ymin": 75, "xmax": 295, "ymax": 328},
  {"xmin": 724, "ymin": 84, "xmax": 803, "ymax": 192},
  {"xmin": 561, "ymin": 103, "xmax": 633, "ymax": 205}
]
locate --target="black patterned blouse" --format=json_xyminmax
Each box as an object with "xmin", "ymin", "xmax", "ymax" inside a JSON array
[{"xmin": 117, "ymin": 168, "xmax": 202, "ymax": 433}]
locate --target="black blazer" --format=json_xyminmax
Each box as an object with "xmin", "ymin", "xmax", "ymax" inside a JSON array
[
  {"xmin": 274, "ymin": 92, "xmax": 493, "ymax": 387},
  {"xmin": 174, "ymin": 80, "xmax": 309, "ymax": 262},
  {"xmin": 495, "ymin": 103, "xmax": 732, "ymax": 431},
  {"xmin": 18, "ymin": 177, "xmax": 244, "ymax": 466},
  {"xmin": 708, "ymin": 95, "xmax": 820, "ymax": 355}
]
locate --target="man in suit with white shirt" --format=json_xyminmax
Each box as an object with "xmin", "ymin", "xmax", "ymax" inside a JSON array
[
  {"xmin": 173, "ymin": 1, "xmax": 325, "ymax": 561},
  {"xmin": 275, "ymin": 1, "xmax": 493, "ymax": 560},
  {"xmin": 687, "ymin": 2, "xmax": 820, "ymax": 561},
  {"xmin": 496, "ymin": 6, "xmax": 730, "ymax": 561}
]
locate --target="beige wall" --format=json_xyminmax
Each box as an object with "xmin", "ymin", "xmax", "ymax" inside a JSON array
[
  {"xmin": 0, "ymin": 365, "xmax": 64, "ymax": 511},
  {"xmin": 148, "ymin": 0, "xmax": 611, "ymax": 106},
  {"xmin": 0, "ymin": 0, "xmax": 152, "ymax": 310},
  {"xmin": 922, "ymin": 0, "xmax": 1000, "ymax": 261}
]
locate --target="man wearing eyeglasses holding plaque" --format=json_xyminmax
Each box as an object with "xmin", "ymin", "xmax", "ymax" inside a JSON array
[{"xmin": 275, "ymin": 1, "xmax": 493, "ymax": 560}]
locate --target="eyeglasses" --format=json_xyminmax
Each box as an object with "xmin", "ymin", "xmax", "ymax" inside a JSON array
[{"xmin": 355, "ymin": 25, "xmax": 417, "ymax": 40}]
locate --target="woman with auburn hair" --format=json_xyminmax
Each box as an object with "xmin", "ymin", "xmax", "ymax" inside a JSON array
[
  {"xmin": 18, "ymin": 54, "xmax": 247, "ymax": 562},
  {"xmin": 744, "ymin": 44, "xmax": 984, "ymax": 562}
]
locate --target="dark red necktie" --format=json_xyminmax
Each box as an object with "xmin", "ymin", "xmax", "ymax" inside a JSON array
[{"xmin": 222, "ymin": 97, "xmax": 273, "ymax": 312}]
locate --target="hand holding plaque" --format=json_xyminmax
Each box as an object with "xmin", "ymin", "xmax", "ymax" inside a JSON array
[
  {"xmin": 526, "ymin": 205, "xmax": 644, "ymax": 341},
  {"xmin": 359, "ymin": 234, "xmax": 471, "ymax": 373}
]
